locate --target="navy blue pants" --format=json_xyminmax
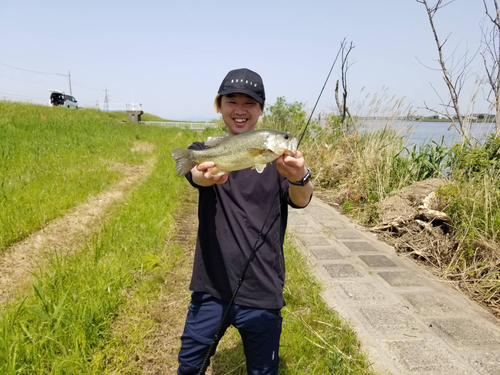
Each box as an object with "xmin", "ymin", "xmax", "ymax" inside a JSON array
[{"xmin": 177, "ymin": 292, "xmax": 282, "ymax": 375}]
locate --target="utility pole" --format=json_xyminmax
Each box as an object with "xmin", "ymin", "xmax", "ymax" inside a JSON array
[
  {"xmin": 68, "ymin": 70, "xmax": 72, "ymax": 95},
  {"xmin": 57, "ymin": 70, "xmax": 73, "ymax": 95}
]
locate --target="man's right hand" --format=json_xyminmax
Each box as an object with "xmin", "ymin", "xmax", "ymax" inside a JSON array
[{"xmin": 191, "ymin": 162, "xmax": 229, "ymax": 186}]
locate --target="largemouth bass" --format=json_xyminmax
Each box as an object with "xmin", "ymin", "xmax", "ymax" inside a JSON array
[{"xmin": 171, "ymin": 129, "xmax": 298, "ymax": 176}]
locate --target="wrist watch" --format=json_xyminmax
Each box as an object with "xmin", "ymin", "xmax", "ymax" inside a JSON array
[{"xmin": 288, "ymin": 168, "xmax": 311, "ymax": 186}]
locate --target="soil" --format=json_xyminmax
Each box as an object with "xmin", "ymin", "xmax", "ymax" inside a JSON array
[
  {"xmin": 316, "ymin": 179, "xmax": 453, "ymax": 262},
  {"xmin": 0, "ymin": 142, "xmax": 155, "ymax": 305},
  {"xmin": 373, "ymin": 178, "xmax": 458, "ymax": 266},
  {"xmin": 377, "ymin": 178, "xmax": 448, "ymax": 222},
  {"xmin": 131, "ymin": 141, "xmax": 156, "ymax": 154},
  {"xmin": 318, "ymin": 178, "xmax": 453, "ymax": 252}
]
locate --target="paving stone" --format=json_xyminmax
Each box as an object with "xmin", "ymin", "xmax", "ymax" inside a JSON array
[
  {"xmin": 298, "ymin": 235, "xmax": 331, "ymax": 247},
  {"xmin": 288, "ymin": 216, "xmax": 309, "ymax": 226},
  {"xmin": 304, "ymin": 205, "xmax": 331, "ymax": 214},
  {"xmin": 342, "ymin": 241, "xmax": 379, "ymax": 252},
  {"xmin": 323, "ymin": 264, "xmax": 362, "ymax": 279},
  {"xmin": 317, "ymin": 219, "xmax": 346, "ymax": 230},
  {"xmin": 466, "ymin": 351, "xmax": 500, "ymax": 375},
  {"xmin": 359, "ymin": 255, "xmax": 397, "ymax": 267},
  {"xmin": 309, "ymin": 246, "xmax": 344, "ymax": 260},
  {"xmin": 428, "ymin": 318, "xmax": 500, "ymax": 348},
  {"xmin": 308, "ymin": 212, "xmax": 338, "ymax": 221},
  {"xmin": 399, "ymin": 292, "xmax": 459, "ymax": 316},
  {"xmin": 295, "ymin": 198, "xmax": 500, "ymax": 375},
  {"xmin": 290, "ymin": 225, "xmax": 317, "ymax": 234},
  {"xmin": 333, "ymin": 229, "xmax": 364, "ymax": 240},
  {"xmin": 359, "ymin": 306, "xmax": 421, "ymax": 332},
  {"xmin": 383, "ymin": 339, "xmax": 469, "ymax": 374},
  {"xmin": 335, "ymin": 281, "xmax": 392, "ymax": 304},
  {"xmin": 378, "ymin": 271, "xmax": 426, "ymax": 287}
]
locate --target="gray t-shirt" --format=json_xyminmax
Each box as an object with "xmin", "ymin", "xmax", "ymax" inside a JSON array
[{"xmin": 185, "ymin": 141, "xmax": 305, "ymax": 309}]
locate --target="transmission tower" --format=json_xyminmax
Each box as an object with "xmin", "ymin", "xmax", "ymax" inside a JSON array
[{"xmin": 103, "ymin": 87, "xmax": 109, "ymax": 111}]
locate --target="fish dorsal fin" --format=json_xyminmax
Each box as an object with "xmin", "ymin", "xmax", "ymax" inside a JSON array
[
  {"xmin": 253, "ymin": 163, "xmax": 267, "ymax": 173},
  {"xmin": 204, "ymin": 133, "xmax": 229, "ymax": 148}
]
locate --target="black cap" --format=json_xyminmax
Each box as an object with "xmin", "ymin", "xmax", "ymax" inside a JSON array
[{"xmin": 218, "ymin": 68, "xmax": 266, "ymax": 104}]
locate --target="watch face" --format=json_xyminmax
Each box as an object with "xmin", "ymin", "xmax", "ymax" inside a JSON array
[{"xmin": 302, "ymin": 169, "xmax": 311, "ymax": 185}]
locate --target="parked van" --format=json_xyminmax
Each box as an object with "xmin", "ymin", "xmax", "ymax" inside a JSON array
[{"xmin": 49, "ymin": 90, "xmax": 78, "ymax": 109}]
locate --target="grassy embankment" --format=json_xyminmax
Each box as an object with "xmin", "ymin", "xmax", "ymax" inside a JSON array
[
  {"xmin": 0, "ymin": 102, "xmax": 376, "ymax": 374},
  {"xmin": 0, "ymin": 105, "xmax": 138, "ymax": 250}
]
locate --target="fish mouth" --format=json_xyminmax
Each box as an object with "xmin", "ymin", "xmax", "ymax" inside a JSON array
[
  {"xmin": 286, "ymin": 137, "xmax": 298, "ymax": 155},
  {"xmin": 276, "ymin": 136, "xmax": 298, "ymax": 157}
]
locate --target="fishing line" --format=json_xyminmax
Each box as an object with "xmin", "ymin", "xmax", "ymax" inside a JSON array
[
  {"xmin": 297, "ymin": 41, "xmax": 344, "ymax": 149},
  {"xmin": 197, "ymin": 182, "xmax": 282, "ymax": 375},
  {"xmin": 196, "ymin": 44, "xmax": 345, "ymax": 374}
]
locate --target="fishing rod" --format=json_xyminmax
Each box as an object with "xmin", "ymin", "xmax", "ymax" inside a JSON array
[
  {"xmin": 196, "ymin": 43, "xmax": 345, "ymax": 375},
  {"xmin": 197, "ymin": 187, "xmax": 281, "ymax": 375},
  {"xmin": 297, "ymin": 39, "xmax": 345, "ymax": 149}
]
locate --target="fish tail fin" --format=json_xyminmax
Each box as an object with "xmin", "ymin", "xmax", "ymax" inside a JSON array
[{"xmin": 171, "ymin": 149, "xmax": 196, "ymax": 176}]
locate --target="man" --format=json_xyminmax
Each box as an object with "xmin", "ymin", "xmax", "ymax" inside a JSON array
[{"xmin": 178, "ymin": 68, "xmax": 313, "ymax": 374}]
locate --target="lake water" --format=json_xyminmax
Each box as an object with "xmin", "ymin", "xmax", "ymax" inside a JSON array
[
  {"xmin": 364, "ymin": 120, "xmax": 497, "ymax": 147},
  {"xmin": 402, "ymin": 121, "xmax": 496, "ymax": 146}
]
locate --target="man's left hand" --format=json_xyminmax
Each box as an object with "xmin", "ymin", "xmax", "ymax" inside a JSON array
[{"xmin": 276, "ymin": 150, "xmax": 307, "ymax": 182}]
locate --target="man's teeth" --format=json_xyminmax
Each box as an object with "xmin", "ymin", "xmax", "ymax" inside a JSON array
[{"xmin": 234, "ymin": 119, "xmax": 246, "ymax": 123}]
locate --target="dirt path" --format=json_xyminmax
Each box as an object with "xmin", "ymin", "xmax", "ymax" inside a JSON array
[
  {"xmin": 101, "ymin": 188, "xmax": 198, "ymax": 374},
  {"xmin": 137, "ymin": 190, "xmax": 199, "ymax": 374},
  {"xmin": 0, "ymin": 143, "xmax": 155, "ymax": 305}
]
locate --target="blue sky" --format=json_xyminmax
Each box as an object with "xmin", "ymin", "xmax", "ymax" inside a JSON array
[{"xmin": 0, "ymin": 0, "xmax": 492, "ymax": 121}]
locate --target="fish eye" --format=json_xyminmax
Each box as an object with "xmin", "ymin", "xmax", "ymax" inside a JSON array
[{"xmin": 284, "ymin": 134, "xmax": 289, "ymax": 140}]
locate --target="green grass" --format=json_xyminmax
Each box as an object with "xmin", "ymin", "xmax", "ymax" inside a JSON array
[
  {"xmin": 0, "ymin": 102, "xmax": 197, "ymax": 374},
  {"xmin": 0, "ymin": 103, "xmax": 376, "ymax": 374},
  {"xmin": 86, "ymin": 234, "xmax": 375, "ymax": 374},
  {"xmin": 279, "ymin": 242, "xmax": 374, "ymax": 374},
  {"xmin": 206, "ymin": 240, "xmax": 375, "ymax": 374},
  {"xmin": 0, "ymin": 103, "xmax": 150, "ymax": 251}
]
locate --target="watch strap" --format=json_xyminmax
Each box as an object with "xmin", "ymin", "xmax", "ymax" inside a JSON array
[{"xmin": 288, "ymin": 168, "xmax": 311, "ymax": 186}]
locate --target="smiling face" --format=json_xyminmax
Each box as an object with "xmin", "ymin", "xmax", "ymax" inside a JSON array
[{"xmin": 219, "ymin": 93, "xmax": 263, "ymax": 136}]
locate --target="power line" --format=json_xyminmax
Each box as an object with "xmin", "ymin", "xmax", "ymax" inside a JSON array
[
  {"xmin": 1, "ymin": 59, "xmax": 109, "ymax": 104},
  {"xmin": 72, "ymin": 81, "xmax": 104, "ymax": 92},
  {"xmin": 0, "ymin": 74, "xmax": 62, "ymax": 87},
  {"xmin": 0, "ymin": 91, "xmax": 46, "ymax": 100},
  {"xmin": 0, "ymin": 61, "xmax": 61, "ymax": 76},
  {"xmin": 0, "ymin": 61, "xmax": 72, "ymax": 94},
  {"xmin": 0, "ymin": 53, "xmax": 64, "ymax": 71}
]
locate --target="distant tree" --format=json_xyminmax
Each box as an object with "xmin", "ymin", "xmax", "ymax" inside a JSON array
[
  {"xmin": 334, "ymin": 38, "xmax": 357, "ymax": 133},
  {"xmin": 481, "ymin": 0, "xmax": 500, "ymax": 136},
  {"xmin": 261, "ymin": 96, "xmax": 308, "ymax": 137},
  {"xmin": 417, "ymin": 0, "xmax": 476, "ymax": 143}
]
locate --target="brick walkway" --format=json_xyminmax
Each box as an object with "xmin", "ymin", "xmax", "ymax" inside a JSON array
[{"xmin": 288, "ymin": 197, "xmax": 500, "ymax": 375}]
